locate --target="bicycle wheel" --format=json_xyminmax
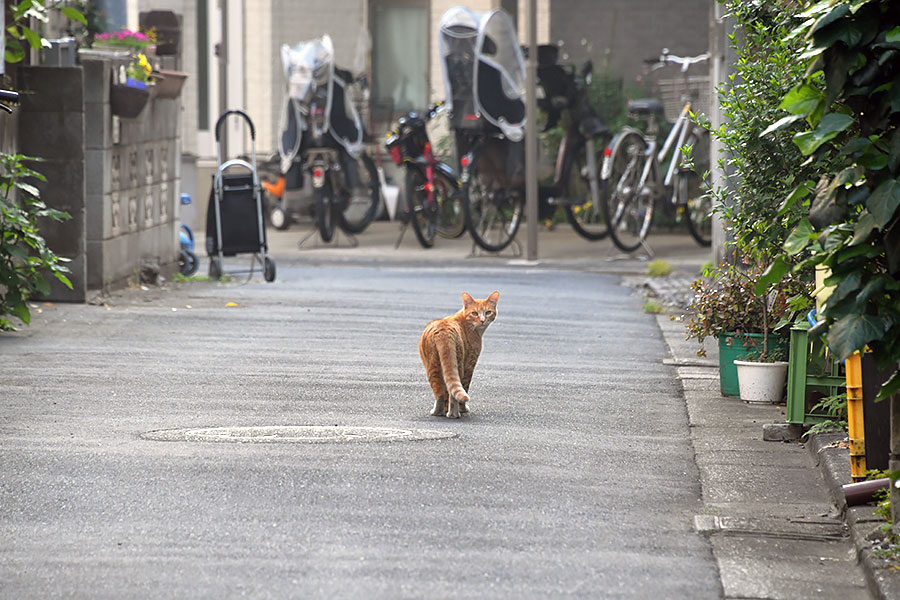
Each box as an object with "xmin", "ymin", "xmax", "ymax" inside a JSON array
[
  {"xmin": 405, "ymin": 166, "xmax": 436, "ymax": 248},
  {"xmin": 678, "ymin": 132, "xmax": 712, "ymax": 247},
  {"xmin": 337, "ymin": 152, "xmax": 380, "ymax": 234},
  {"xmin": 433, "ymin": 169, "xmax": 466, "ymax": 239},
  {"xmin": 563, "ymin": 139, "xmax": 608, "ymax": 240},
  {"xmin": 315, "ymin": 180, "xmax": 336, "ymax": 243},
  {"xmin": 602, "ymin": 129, "xmax": 654, "ymax": 252},
  {"xmin": 462, "ymin": 148, "xmax": 524, "ymax": 253}
]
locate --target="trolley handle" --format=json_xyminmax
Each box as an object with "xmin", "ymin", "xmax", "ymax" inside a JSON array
[
  {"xmin": 215, "ymin": 109, "xmax": 256, "ymax": 142},
  {"xmin": 0, "ymin": 89, "xmax": 19, "ymax": 114}
]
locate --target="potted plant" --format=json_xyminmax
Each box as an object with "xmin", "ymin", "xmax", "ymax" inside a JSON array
[
  {"xmin": 731, "ymin": 273, "xmax": 792, "ymax": 404},
  {"xmin": 684, "ymin": 261, "xmax": 811, "ymax": 398},
  {"xmin": 109, "ymin": 53, "xmax": 154, "ymax": 118}
]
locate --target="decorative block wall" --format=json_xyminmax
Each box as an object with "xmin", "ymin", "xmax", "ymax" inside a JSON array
[{"xmin": 82, "ymin": 56, "xmax": 182, "ymax": 291}]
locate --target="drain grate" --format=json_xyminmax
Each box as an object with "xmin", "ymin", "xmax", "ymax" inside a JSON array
[{"xmin": 140, "ymin": 425, "xmax": 457, "ymax": 444}]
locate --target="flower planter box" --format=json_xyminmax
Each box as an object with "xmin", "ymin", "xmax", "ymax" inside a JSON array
[
  {"xmin": 153, "ymin": 70, "xmax": 188, "ymax": 99},
  {"xmin": 110, "ymin": 83, "xmax": 150, "ymax": 118}
]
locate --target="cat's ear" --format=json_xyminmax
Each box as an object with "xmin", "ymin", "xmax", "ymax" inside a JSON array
[
  {"xmin": 462, "ymin": 292, "xmax": 475, "ymax": 307},
  {"xmin": 487, "ymin": 291, "xmax": 499, "ymax": 306}
]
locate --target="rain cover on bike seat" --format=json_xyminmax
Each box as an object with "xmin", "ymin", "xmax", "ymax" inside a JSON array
[
  {"xmin": 278, "ymin": 35, "xmax": 364, "ymax": 172},
  {"xmin": 439, "ymin": 7, "xmax": 526, "ymax": 141}
]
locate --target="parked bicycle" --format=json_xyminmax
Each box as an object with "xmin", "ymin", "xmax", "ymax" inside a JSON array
[
  {"xmin": 439, "ymin": 8, "xmax": 609, "ymax": 253},
  {"xmin": 534, "ymin": 44, "xmax": 609, "ymax": 241},
  {"xmin": 278, "ymin": 35, "xmax": 380, "ymax": 243},
  {"xmin": 601, "ymin": 50, "xmax": 712, "ymax": 253},
  {"xmin": 385, "ymin": 102, "xmax": 466, "ymax": 248}
]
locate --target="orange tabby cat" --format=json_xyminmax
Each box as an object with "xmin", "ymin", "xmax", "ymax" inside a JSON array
[{"xmin": 418, "ymin": 291, "xmax": 500, "ymax": 418}]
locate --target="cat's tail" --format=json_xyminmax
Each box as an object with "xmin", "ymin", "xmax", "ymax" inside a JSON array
[{"xmin": 438, "ymin": 340, "xmax": 469, "ymax": 402}]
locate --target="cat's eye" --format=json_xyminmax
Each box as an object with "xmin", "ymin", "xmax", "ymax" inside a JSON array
[{"xmin": 486, "ymin": 311, "xmax": 494, "ymax": 316}]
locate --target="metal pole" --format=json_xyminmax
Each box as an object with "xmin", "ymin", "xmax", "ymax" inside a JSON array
[{"xmin": 525, "ymin": 0, "xmax": 538, "ymax": 261}]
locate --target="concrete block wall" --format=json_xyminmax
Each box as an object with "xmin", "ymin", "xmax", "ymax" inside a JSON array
[
  {"xmin": 83, "ymin": 56, "xmax": 181, "ymax": 291},
  {"xmin": 17, "ymin": 66, "xmax": 87, "ymax": 302}
]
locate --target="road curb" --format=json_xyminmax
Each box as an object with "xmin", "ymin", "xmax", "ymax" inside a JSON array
[{"xmin": 805, "ymin": 419, "xmax": 900, "ymax": 600}]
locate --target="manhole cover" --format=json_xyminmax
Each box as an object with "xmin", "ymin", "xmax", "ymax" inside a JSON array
[{"xmin": 140, "ymin": 425, "xmax": 457, "ymax": 444}]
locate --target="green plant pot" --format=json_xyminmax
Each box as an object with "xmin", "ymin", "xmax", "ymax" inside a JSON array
[{"xmin": 718, "ymin": 333, "xmax": 787, "ymax": 397}]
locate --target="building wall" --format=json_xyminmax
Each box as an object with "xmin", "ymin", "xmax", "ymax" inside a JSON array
[{"xmin": 548, "ymin": 0, "xmax": 708, "ymax": 78}]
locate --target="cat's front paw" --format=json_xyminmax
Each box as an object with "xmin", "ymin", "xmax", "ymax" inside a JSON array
[
  {"xmin": 459, "ymin": 401, "xmax": 469, "ymax": 414},
  {"xmin": 446, "ymin": 408, "xmax": 461, "ymax": 419}
]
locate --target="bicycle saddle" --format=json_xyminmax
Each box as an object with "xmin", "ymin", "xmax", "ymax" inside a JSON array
[{"xmin": 627, "ymin": 98, "xmax": 665, "ymax": 115}]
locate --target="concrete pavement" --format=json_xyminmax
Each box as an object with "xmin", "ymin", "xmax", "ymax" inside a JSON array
[{"xmin": 1, "ymin": 218, "xmax": 894, "ymax": 598}]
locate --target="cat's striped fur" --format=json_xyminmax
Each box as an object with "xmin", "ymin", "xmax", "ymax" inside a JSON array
[{"xmin": 418, "ymin": 291, "xmax": 499, "ymax": 418}]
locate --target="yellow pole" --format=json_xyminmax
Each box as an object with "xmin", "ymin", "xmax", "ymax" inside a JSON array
[{"xmin": 846, "ymin": 352, "xmax": 866, "ymax": 482}]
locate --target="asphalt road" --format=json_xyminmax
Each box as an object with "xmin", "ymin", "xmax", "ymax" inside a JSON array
[{"xmin": 2, "ymin": 263, "xmax": 723, "ymax": 598}]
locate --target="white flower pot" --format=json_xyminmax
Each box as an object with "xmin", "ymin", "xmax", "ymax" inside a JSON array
[{"xmin": 733, "ymin": 360, "xmax": 789, "ymax": 404}]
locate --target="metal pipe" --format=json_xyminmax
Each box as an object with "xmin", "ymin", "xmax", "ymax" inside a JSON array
[{"xmin": 843, "ymin": 477, "xmax": 890, "ymax": 506}]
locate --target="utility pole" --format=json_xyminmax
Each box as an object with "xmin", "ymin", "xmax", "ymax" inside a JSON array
[{"xmin": 525, "ymin": 0, "xmax": 538, "ymax": 261}]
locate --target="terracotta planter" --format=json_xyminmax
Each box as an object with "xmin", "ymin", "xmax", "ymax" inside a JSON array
[
  {"xmin": 110, "ymin": 83, "xmax": 150, "ymax": 118},
  {"xmin": 153, "ymin": 70, "xmax": 188, "ymax": 99}
]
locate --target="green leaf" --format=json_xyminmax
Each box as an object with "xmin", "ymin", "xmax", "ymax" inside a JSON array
[
  {"xmin": 810, "ymin": 4, "xmax": 851, "ymax": 37},
  {"xmin": 20, "ymin": 26, "xmax": 42, "ymax": 50},
  {"xmin": 779, "ymin": 84, "xmax": 823, "ymax": 117},
  {"xmin": 778, "ymin": 181, "xmax": 814, "ymax": 216},
  {"xmin": 793, "ymin": 112, "xmax": 854, "ymax": 155},
  {"xmin": 851, "ymin": 211, "xmax": 878, "ymax": 244},
  {"xmin": 866, "ymin": 178, "xmax": 900, "ymax": 228},
  {"xmin": 4, "ymin": 39, "xmax": 25, "ymax": 64},
  {"xmin": 824, "ymin": 45, "xmax": 854, "ymax": 105},
  {"xmin": 60, "ymin": 7, "xmax": 87, "ymax": 26},
  {"xmin": 827, "ymin": 313, "xmax": 884, "ymax": 359},
  {"xmin": 760, "ymin": 115, "xmax": 804, "ymax": 138},
  {"xmin": 10, "ymin": 301, "xmax": 30, "ymax": 325},
  {"xmin": 858, "ymin": 145, "xmax": 888, "ymax": 170},
  {"xmin": 754, "ymin": 257, "xmax": 790, "ymax": 296},
  {"xmin": 53, "ymin": 271, "xmax": 72, "ymax": 289},
  {"xmin": 856, "ymin": 277, "xmax": 886, "ymax": 305},
  {"xmin": 888, "ymin": 27, "xmax": 900, "ymax": 43},
  {"xmin": 5, "ymin": 243, "xmax": 28, "ymax": 260},
  {"xmin": 785, "ymin": 218, "xmax": 815, "ymax": 255},
  {"xmin": 829, "ymin": 270, "xmax": 862, "ymax": 306},
  {"xmin": 836, "ymin": 244, "xmax": 879, "ymax": 261},
  {"xmin": 33, "ymin": 274, "xmax": 49, "ymax": 296},
  {"xmin": 876, "ymin": 369, "xmax": 900, "ymax": 401}
]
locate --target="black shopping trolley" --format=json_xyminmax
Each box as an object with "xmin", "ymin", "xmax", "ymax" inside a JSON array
[{"xmin": 205, "ymin": 109, "xmax": 276, "ymax": 282}]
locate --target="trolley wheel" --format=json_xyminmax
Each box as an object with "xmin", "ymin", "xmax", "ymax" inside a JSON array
[
  {"xmin": 269, "ymin": 202, "xmax": 291, "ymax": 230},
  {"xmin": 178, "ymin": 248, "xmax": 199, "ymax": 276},
  {"xmin": 209, "ymin": 256, "xmax": 223, "ymax": 280},
  {"xmin": 264, "ymin": 257, "xmax": 276, "ymax": 282}
]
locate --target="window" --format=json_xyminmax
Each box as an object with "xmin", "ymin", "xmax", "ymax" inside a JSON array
[{"xmin": 372, "ymin": 3, "xmax": 427, "ymax": 114}]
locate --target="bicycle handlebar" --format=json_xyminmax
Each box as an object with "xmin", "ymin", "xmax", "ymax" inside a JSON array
[{"xmin": 644, "ymin": 50, "xmax": 710, "ymax": 72}]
